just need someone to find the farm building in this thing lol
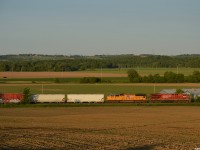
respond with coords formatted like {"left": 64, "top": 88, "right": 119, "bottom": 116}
{"left": 159, "top": 89, "right": 176, "bottom": 94}
{"left": 159, "top": 88, "right": 200, "bottom": 99}
{"left": 182, "top": 89, "right": 200, "bottom": 98}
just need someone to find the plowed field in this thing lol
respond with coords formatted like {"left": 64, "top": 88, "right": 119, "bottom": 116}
{"left": 1, "top": 106, "right": 200, "bottom": 150}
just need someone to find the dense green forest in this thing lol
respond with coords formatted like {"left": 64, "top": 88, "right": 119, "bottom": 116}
{"left": 0, "top": 54, "right": 200, "bottom": 72}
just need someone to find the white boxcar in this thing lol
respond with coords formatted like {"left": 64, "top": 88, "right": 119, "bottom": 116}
{"left": 31, "top": 94, "right": 65, "bottom": 103}
{"left": 67, "top": 94, "right": 104, "bottom": 103}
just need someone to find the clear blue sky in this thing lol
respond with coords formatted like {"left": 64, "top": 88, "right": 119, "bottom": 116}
{"left": 0, "top": 0, "right": 200, "bottom": 55}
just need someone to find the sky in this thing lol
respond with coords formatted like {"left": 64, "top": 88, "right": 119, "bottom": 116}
{"left": 0, "top": 0, "right": 200, "bottom": 55}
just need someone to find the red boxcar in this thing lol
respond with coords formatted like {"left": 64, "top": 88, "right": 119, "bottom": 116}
{"left": 1, "top": 93, "right": 24, "bottom": 103}
{"left": 150, "top": 93, "right": 190, "bottom": 103}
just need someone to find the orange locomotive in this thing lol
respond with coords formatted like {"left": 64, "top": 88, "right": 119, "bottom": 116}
{"left": 106, "top": 94, "right": 147, "bottom": 103}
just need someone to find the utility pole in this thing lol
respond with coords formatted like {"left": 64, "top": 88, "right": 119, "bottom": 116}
{"left": 42, "top": 84, "right": 44, "bottom": 94}
{"left": 101, "top": 66, "right": 102, "bottom": 83}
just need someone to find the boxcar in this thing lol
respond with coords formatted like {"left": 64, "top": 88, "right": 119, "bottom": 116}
{"left": 106, "top": 94, "right": 147, "bottom": 103}
{"left": 1, "top": 93, "right": 24, "bottom": 103}
{"left": 150, "top": 93, "right": 190, "bottom": 103}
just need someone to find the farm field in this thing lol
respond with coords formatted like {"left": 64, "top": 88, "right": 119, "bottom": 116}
{"left": 0, "top": 106, "right": 200, "bottom": 149}
{"left": 1, "top": 83, "right": 200, "bottom": 95}
{"left": 1, "top": 67, "right": 200, "bottom": 79}
{"left": 87, "top": 67, "right": 200, "bottom": 76}
{"left": 0, "top": 71, "right": 127, "bottom": 79}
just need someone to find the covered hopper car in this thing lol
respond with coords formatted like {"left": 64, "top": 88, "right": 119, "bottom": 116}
{"left": 106, "top": 94, "right": 147, "bottom": 103}
{"left": 31, "top": 94, "right": 65, "bottom": 103}
{"left": 67, "top": 94, "right": 104, "bottom": 103}
{"left": 150, "top": 93, "right": 190, "bottom": 103}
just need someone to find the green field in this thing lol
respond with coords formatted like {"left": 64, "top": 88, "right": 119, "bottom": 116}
{"left": 0, "top": 77, "right": 129, "bottom": 84}
{"left": 0, "top": 83, "right": 199, "bottom": 96}
{"left": 1, "top": 67, "right": 200, "bottom": 96}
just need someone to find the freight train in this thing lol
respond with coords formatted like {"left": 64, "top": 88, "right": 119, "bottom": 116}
{"left": 0, "top": 93, "right": 191, "bottom": 104}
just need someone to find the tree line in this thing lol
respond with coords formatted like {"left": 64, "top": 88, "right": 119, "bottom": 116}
{"left": 127, "top": 69, "right": 200, "bottom": 83}
{"left": 1, "top": 54, "right": 200, "bottom": 72}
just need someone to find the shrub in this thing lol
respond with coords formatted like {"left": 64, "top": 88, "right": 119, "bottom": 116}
{"left": 194, "top": 97, "right": 200, "bottom": 103}
{"left": 80, "top": 77, "right": 101, "bottom": 83}
{"left": 22, "top": 87, "right": 31, "bottom": 104}
{"left": 54, "top": 78, "right": 60, "bottom": 83}
{"left": 176, "top": 89, "right": 184, "bottom": 94}
{"left": 127, "top": 69, "right": 140, "bottom": 83}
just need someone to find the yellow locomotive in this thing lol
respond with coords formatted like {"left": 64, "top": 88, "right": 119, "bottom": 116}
{"left": 106, "top": 94, "right": 147, "bottom": 103}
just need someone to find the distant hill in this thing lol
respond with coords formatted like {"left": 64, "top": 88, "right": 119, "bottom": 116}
{"left": 0, "top": 54, "right": 71, "bottom": 61}
{"left": 1, "top": 53, "right": 200, "bottom": 61}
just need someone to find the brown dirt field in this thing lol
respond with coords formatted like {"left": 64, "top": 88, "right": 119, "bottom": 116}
{"left": 0, "top": 72, "right": 127, "bottom": 78}
{"left": 0, "top": 106, "right": 200, "bottom": 150}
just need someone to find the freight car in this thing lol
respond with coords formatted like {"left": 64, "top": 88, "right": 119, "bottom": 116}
{"left": 0, "top": 94, "right": 3, "bottom": 104}
{"left": 31, "top": 94, "right": 66, "bottom": 103}
{"left": 150, "top": 93, "right": 191, "bottom": 103}
{"left": 0, "top": 93, "right": 24, "bottom": 103}
{"left": 106, "top": 94, "right": 147, "bottom": 103}
{"left": 67, "top": 94, "right": 104, "bottom": 103}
